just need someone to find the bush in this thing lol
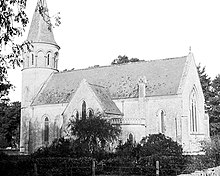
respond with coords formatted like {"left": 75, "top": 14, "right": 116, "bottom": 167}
{"left": 0, "top": 155, "right": 34, "bottom": 176}
{"left": 35, "top": 157, "right": 93, "bottom": 176}
{"left": 138, "top": 134, "right": 185, "bottom": 175}
{"left": 31, "top": 137, "right": 76, "bottom": 158}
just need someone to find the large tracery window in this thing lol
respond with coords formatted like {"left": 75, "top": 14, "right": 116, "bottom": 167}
{"left": 82, "top": 101, "right": 86, "bottom": 119}
{"left": 44, "top": 117, "right": 49, "bottom": 143}
{"left": 190, "top": 89, "right": 198, "bottom": 132}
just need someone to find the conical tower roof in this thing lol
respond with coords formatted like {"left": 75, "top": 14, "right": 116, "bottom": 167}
{"left": 27, "top": 0, "right": 58, "bottom": 47}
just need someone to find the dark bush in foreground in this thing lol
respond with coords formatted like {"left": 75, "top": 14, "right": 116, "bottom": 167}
{"left": 0, "top": 154, "right": 34, "bottom": 176}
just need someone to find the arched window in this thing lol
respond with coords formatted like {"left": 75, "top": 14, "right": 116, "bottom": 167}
{"left": 54, "top": 119, "right": 58, "bottom": 139}
{"left": 31, "top": 53, "right": 34, "bottom": 65}
{"left": 158, "top": 110, "right": 166, "bottom": 133}
{"left": 190, "top": 89, "right": 198, "bottom": 132}
{"left": 88, "top": 109, "right": 94, "bottom": 118}
{"left": 47, "top": 53, "right": 50, "bottom": 66}
{"left": 72, "top": 110, "right": 79, "bottom": 120}
{"left": 54, "top": 58, "right": 56, "bottom": 68}
{"left": 161, "top": 110, "right": 165, "bottom": 133}
{"left": 128, "top": 133, "right": 134, "bottom": 143}
{"left": 82, "top": 101, "right": 86, "bottom": 119}
{"left": 76, "top": 111, "right": 79, "bottom": 120}
{"left": 44, "top": 117, "right": 49, "bottom": 143}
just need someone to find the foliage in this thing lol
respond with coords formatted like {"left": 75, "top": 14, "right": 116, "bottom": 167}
{"left": 116, "top": 139, "right": 141, "bottom": 162}
{"left": 209, "top": 75, "right": 220, "bottom": 135}
{"left": 196, "top": 64, "right": 220, "bottom": 135}
{"left": 0, "top": 154, "right": 34, "bottom": 176}
{"left": 111, "top": 55, "right": 142, "bottom": 65}
{"left": 0, "top": 101, "right": 21, "bottom": 148}
{"left": 197, "top": 64, "right": 212, "bottom": 111}
{"left": 0, "top": 0, "right": 61, "bottom": 101}
{"left": 115, "top": 134, "right": 185, "bottom": 175}
{"left": 139, "top": 134, "right": 185, "bottom": 175}
{"left": 31, "top": 137, "right": 75, "bottom": 158}
{"left": 140, "top": 133, "right": 183, "bottom": 157}
{"left": 200, "top": 135, "right": 220, "bottom": 166}
{"left": 0, "top": 0, "right": 29, "bottom": 100}
{"left": 68, "top": 113, "right": 121, "bottom": 157}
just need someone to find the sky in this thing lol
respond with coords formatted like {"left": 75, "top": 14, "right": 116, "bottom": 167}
{"left": 7, "top": 0, "right": 220, "bottom": 102}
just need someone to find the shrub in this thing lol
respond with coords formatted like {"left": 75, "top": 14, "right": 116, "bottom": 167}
{"left": 31, "top": 137, "right": 76, "bottom": 158}
{"left": 139, "top": 134, "right": 185, "bottom": 175}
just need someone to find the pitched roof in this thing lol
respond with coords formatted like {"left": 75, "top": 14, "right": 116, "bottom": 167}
{"left": 32, "top": 56, "right": 187, "bottom": 105}
{"left": 88, "top": 83, "right": 121, "bottom": 115}
{"left": 27, "top": 0, "right": 58, "bottom": 46}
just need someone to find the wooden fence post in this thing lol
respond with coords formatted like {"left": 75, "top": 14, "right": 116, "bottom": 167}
{"left": 34, "top": 162, "right": 38, "bottom": 176}
{"left": 156, "top": 160, "right": 159, "bottom": 176}
{"left": 92, "top": 159, "right": 95, "bottom": 176}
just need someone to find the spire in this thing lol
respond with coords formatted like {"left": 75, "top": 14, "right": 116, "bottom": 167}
{"left": 27, "top": 0, "right": 58, "bottom": 47}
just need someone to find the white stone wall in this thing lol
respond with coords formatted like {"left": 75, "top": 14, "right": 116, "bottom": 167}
{"left": 146, "top": 95, "right": 182, "bottom": 141}
{"left": 180, "top": 54, "right": 209, "bottom": 153}
{"left": 21, "top": 50, "right": 209, "bottom": 154}
{"left": 178, "top": 166, "right": 220, "bottom": 176}
{"left": 25, "top": 103, "right": 66, "bottom": 152}
{"left": 21, "top": 42, "right": 59, "bottom": 154}
{"left": 114, "top": 95, "right": 182, "bottom": 143}
{"left": 62, "top": 80, "right": 104, "bottom": 125}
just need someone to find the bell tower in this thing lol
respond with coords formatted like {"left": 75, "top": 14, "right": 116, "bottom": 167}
{"left": 20, "top": 0, "right": 60, "bottom": 154}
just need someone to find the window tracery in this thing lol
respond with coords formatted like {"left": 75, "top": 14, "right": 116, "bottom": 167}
{"left": 190, "top": 88, "right": 198, "bottom": 132}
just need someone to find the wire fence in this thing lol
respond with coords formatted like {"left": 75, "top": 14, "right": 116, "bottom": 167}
{"left": 1, "top": 155, "right": 204, "bottom": 176}
{"left": 34, "top": 158, "right": 184, "bottom": 176}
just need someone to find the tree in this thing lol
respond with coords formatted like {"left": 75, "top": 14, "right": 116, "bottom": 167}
{"left": 139, "top": 133, "right": 185, "bottom": 175}
{"left": 140, "top": 133, "right": 183, "bottom": 157}
{"left": 209, "top": 75, "right": 220, "bottom": 135}
{"left": 197, "top": 64, "right": 212, "bottom": 112}
{"left": 116, "top": 139, "right": 142, "bottom": 162}
{"left": 68, "top": 113, "right": 121, "bottom": 157}
{"left": 0, "top": 101, "right": 21, "bottom": 148}
{"left": 31, "top": 137, "right": 74, "bottom": 158}
{"left": 0, "top": 0, "right": 60, "bottom": 101}
{"left": 0, "top": 0, "right": 29, "bottom": 100}
{"left": 111, "top": 55, "right": 142, "bottom": 65}
{"left": 200, "top": 135, "right": 220, "bottom": 167}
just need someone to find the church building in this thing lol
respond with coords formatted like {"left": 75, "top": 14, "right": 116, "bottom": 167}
{"left": 20, "top": 0, "right": 210, "bottom": 154}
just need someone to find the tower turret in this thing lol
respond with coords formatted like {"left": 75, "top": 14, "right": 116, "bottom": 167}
{"left": 20, "top": 0, "right": 60, "bottom": 154}
{"left": 22, "top": 0, "right": 60, "bottom": 107}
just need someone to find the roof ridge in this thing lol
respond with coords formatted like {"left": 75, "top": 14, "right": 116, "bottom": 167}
{"left": 88, "top": 82, "right": 106, "bottom": 89}
{"left": 57, "top": 55, "right": 187, "bottom": 75}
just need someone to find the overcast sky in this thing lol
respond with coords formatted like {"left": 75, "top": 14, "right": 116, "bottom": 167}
{"left": 8, "top": 0, "right": 220, "bottom": 101}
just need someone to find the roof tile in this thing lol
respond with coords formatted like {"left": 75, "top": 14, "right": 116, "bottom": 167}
{"left": 27, "top": 0, "right": 58, "bottom": 46}
{"left": 32, "top": 56, "right": 187, "bottom": 105}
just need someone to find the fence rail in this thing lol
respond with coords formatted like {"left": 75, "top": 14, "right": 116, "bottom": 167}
{"left": 0, "top": 156, "right": 203, "bottom": 176}
{"left": 33, "top": 158, "right": 181, "bottom": 176}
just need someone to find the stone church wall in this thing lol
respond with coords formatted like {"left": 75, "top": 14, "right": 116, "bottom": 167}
{"left": 146, "top": 95, "right": 182, "bottom": 141}
{"left": 62, "top": 81, "right": 104, "bottom": 125}
{"left": 26, "top": 103, "right": 66, "bottom": 152}
{"left": 114, "top": 96, "right": 182, "bottom": 143}
{"left": 114, "top": 98, "right": 146, "bottom": 142}
{"left": 181, "top": 55, "right": 209, "bottom": 153}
